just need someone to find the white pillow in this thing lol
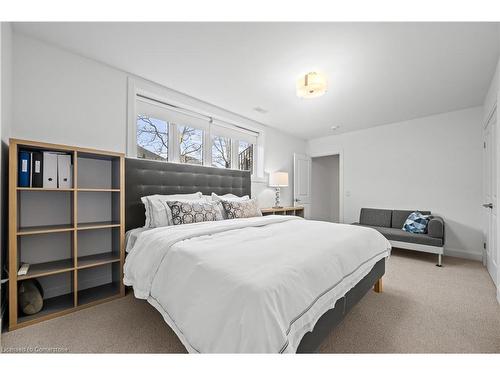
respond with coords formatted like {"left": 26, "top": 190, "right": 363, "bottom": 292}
{"left": 141, "top": 192, "right": 203, "bottom": 228}
{"left": 211, "top": 192, "right": 250, "bottom": 202}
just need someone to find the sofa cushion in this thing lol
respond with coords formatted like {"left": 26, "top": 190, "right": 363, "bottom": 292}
{"left": 359, "top": 208, "right": 392, "bottom": 228}
{"left": 402, "top": 212, "right": 430, "bottom": 234}
{"left": 391, "top": 210, "right": 431, "bottom": 229}
{"left": 354, "top": 224, "right": 443, "bottom": 247}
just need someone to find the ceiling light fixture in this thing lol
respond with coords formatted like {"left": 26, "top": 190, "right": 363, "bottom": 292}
{"left": 296, "top": 72, "right": 327, "bottom": 99}
{"left": 331, "top": 125, "right": 340, "bottom": 131}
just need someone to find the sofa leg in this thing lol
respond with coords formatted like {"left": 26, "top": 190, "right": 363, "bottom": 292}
{"left": 436, "top": 254, "right": 443, "bottom": 267}
{"left": 374, "top": 278, "right": 383, "bottom": 293}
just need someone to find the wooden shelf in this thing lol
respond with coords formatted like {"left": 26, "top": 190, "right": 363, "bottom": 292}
{"left": 77, "top": 188, "right": 120, "bottom": 192}
{"left": 17, "top": 292, "right": 74, "bottom": 325}
{"left": 17, "top": 187, "right": 75, "bottom": 192}
{"left": 17, "top": 224, "right": 75, "bottom": 236}
{"left": 78, "top": 282, "right": 121, "bottom": 306}
{"left": 17, "top": 259, "right": 74, "bottom": 280}
{"left": 9, "top": 138, "right": 125, "bottom": 331}
{"left": 77, "top": 221, "right": 121, "bottom": 230}
{"left": 77, "top": 252, "right": 120, "bottom": 269}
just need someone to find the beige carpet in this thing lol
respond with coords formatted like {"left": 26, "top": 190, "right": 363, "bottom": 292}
{"left": 2, "top": 249, "right": 500, "bottom": 353}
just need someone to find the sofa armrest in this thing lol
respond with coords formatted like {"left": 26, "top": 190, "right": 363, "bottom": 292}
{"left": 428, "top": 216, "right": 444, "bottom": 240}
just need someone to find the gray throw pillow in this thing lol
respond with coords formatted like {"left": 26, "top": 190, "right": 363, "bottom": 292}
{"left": 221, "top": 199, "right": 262, "bottom": 219}
{"left": 166, "top": 200, "right": 224, "bottom": 225}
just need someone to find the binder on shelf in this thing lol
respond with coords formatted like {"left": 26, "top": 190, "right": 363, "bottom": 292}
{"left": 57, "top": 154, "right": 72, "bottom": 189}
{"left": 31, "top": 151, "right": 43, "bottom": 188}
{"left": 42, "top": 152, "right": 58, "bottom": 188}
{"left": 18, "top": 151, "right": 31, "bottom": 187}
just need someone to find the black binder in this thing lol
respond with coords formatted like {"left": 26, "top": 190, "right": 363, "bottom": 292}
{"left": 31, "top": 151, "right": 43, "bottom": 188}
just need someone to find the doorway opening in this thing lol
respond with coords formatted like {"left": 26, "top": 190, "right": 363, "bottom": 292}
{"left": 311, "top": 154, "right": 341, "bottom": 223}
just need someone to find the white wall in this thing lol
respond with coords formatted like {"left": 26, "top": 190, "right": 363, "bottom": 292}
{"left": 311, "top": 155, "right": 339, "bottom": 222}
{"left": 11, "top": 33, "right": 306, "bottom": 207}
{"left": 308, "top": 107, "right": 484, "bottom": 260}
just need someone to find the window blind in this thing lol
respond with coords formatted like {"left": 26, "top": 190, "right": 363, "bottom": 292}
{"left": 211, "top": 119, "right": 259, "bottom": 144}
{"left": 136, "top": 96, "right": 210, "bottom": 131}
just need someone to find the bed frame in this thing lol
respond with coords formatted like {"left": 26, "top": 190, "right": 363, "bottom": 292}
{"left": 125, "top": 157, "right": 385, "bottom": 353}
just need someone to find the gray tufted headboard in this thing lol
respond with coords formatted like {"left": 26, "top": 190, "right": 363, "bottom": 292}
{"left": 125, "top": 157, "right": 252, "bottom": 231}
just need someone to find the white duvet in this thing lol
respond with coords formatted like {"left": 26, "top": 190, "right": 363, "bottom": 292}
{"left": 124, "top": 216, "right": 391, "bottom": 353}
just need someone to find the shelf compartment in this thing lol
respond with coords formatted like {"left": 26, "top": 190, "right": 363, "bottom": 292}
{"left": 17, "top": 189, "right": 74, "bottom": 234}
{"left": 77, "top": 191, "right": 120, "bottom": 225}
{"left": 77, "top": 282, "right": 121, "bottom": 306}
{"left": 77, "top": 262, "right": 121, "bottom": 306}
{"left": 17, "top": 292, "right": 75, "bottom": 324}
{"left": 18, "top": 258, "right": 74, "bottom": 280}
{"left": 17, "top": 271, "right": 75, "bottom": 324}
{"left": 17, "top": 224, "right": 75, "bottom": 236}
{"left": 77, "top": 221, "right": 121, "bottom": 230}
{"left": 77, "top": 153, "right": 121, "bottom": 190}
{"left": 77, "top": 252, "right": 120, "bottom": 270}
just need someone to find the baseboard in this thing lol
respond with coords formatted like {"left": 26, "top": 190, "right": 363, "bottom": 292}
{"left": 444, "top": 248, "right": 482, "bottom": 262}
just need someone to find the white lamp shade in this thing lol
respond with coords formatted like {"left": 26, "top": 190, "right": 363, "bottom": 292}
{"left": 269, "top": 172, "right": 289, "bottom": 187}
{"left": 296, "top": 72, "right": 327, "bottom": 98}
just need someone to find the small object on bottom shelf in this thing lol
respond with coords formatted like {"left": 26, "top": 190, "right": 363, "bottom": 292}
{"left": 17, "top": 263, "right": 30, "bottom": 276}
{"left": 18, "top": 279, "right": 44, "bottom": 315}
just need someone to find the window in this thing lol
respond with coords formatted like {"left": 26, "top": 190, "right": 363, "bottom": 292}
{"left": 238, "top": 140, "right": 253, "bottom": 171}
{"left": 212, "top": 135, "right": 232, "bottom": 168}
{"left": 178, "top": 125, "right": 204, "bottom": 165}
{"left": 130, "top": 88, "right": 262, "bottom": 178}
{"left": 136, "top": 115, "right": 169, "bottom": 161}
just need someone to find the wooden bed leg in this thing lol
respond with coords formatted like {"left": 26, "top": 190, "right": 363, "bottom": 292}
{"left": 374, "top": 278, "right": 383, "bottom": 293}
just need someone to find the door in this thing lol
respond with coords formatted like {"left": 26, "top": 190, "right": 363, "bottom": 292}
{"left": 484, "top": 109, "right": 498, "bottom": 286}
{"left": 294, "top": 153, "right": 312, "bottom": 218}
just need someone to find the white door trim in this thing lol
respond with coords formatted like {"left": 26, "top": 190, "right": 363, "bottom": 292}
{"left": 483, "top": 107, "right": 499, "bottom": 294}
{"left": 293, "top": 153, "right": 312, "bottom": 218}
{"left": 309, "top": 149, "right": 344, "bottom": 223}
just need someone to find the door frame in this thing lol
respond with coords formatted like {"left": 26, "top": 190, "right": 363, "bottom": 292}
{"left": 483, "top": 102, "right": 500, "bottom": 303}
{"left": 309, "top": 149, "right": 344, "bottom": 223}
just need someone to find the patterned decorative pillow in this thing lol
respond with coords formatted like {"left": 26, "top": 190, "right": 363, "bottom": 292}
{"left": 402, "top": 211, "right": 430, "bottom": 234}
{"left": 221, "top": 199, "right": 262, "bottom": 219}
{"left": 141, "top": 192, "right": 203, "bottom": 227}
{"left": 166, "top": 200, "right": 224, "bottom": 225}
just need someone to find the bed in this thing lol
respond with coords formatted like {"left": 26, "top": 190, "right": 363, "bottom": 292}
{"left": 124, "top": 158, "right": 391, "bottom": 353}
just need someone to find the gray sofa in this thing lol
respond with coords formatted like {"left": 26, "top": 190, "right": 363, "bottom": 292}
{"left": 353, "top": 208, "right": 445, "bottom": 266}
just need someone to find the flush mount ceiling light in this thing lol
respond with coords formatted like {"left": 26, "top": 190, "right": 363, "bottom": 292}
{"left": 296, "top": 72, "right": 327, "bottom": 99}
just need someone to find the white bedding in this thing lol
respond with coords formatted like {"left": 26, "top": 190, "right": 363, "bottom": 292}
{"left": 124, "top": 216, "right": 391, "bottom": 353}
{"left": 125, "top": 227, "right": 149, "bottom": 253}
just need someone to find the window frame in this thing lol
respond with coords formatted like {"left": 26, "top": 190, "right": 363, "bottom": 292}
{"left": 128, "top": 77, "right": 263, "bottom": 179}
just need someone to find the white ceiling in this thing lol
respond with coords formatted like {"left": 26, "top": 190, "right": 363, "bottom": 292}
{"left": 13, "top": 22, "right": 500, "bottom": 140}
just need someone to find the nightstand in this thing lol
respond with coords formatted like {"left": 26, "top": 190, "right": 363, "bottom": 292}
{"left": 261, "top": 206, "right": 304, "bottom": 218}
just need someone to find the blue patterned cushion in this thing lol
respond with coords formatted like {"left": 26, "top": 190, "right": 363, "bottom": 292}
{"left": 402, "top": 212, "right": 430, "bottom": 234}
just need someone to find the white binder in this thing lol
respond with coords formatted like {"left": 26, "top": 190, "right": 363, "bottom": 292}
{"left": 42, "top": 152, "right": 58, "bottom": 188}
{"left": 57, "top": 154, "right": 72, "bottom": 189}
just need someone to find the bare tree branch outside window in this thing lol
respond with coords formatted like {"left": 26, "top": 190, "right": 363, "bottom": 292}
{"left": 212, "top": 136, "right": 231, "bottom": 168}
{"left": 136, "top": 115, "right": 168, "bottom": 161}
{"left": 178, "top": 125, "right": 203, "bottom": 165}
